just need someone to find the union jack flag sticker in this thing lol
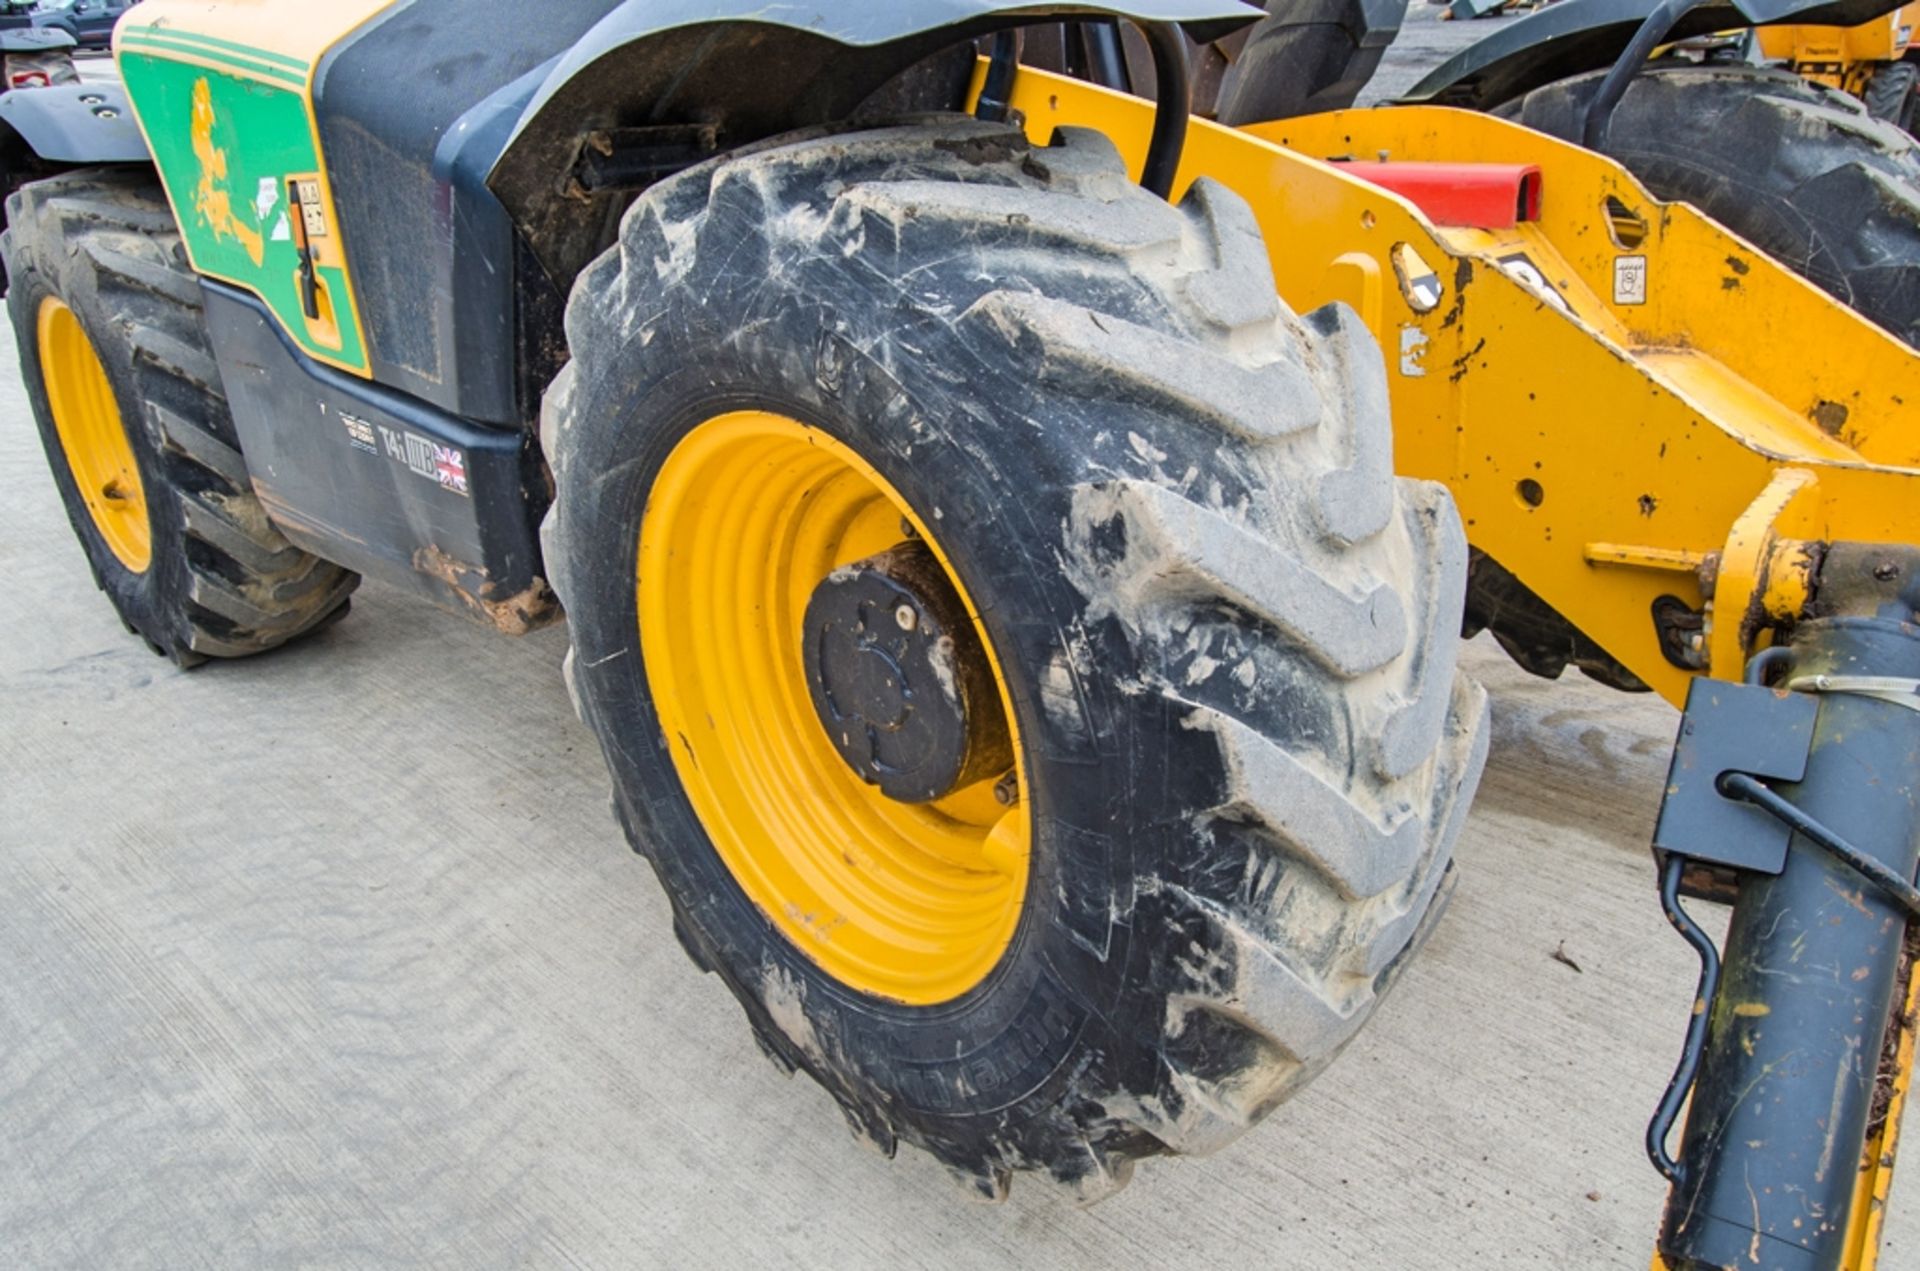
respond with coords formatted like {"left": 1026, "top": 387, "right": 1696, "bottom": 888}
{"left": 432, "top": 444, "right": 469, "bottom": 497}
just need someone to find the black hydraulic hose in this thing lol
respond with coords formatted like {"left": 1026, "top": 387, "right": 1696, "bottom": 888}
{"left": 978, "top": 20, "right": 1183, "bottom": 199}
{"left": 1140, "top": 22, "right": 1191, "bottom": 201}
{"left": 1720, "top": 771, "right": 1920, "bottom": 917}
{"left": 1643, "top": 650, "right": 1771, "bottom": 1187}
{"left": 1647, "top": 855, "right": 1721, "bottom": 1185}
{"left": 1582, "top": 0, "right": 1705, "bottom": 149}
{"left": 1084, "top": 19, "right": 1128, "bottom": 91}
{"left": 976, "top": 29, "right": 1021, "bottom": 125}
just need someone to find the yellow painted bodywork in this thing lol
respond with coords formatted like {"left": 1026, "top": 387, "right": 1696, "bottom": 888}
{"left": 39, "top": 297, "right": 151, "bottom": 574}
{"left": 637, "top": 411, "right": 1031, "bottom": 1006}
{"left": 116, "top": 0, "right": 393, "bottom": 77}
{"left": 991, "top": 66, "right": 1920, "bottom": 707}
{"left": 1757, "top": 5, "right": 1918, "bottom": 93}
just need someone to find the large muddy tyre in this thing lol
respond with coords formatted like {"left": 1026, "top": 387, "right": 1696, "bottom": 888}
{"left": 4, "top": 168, "right": 357, "bottom": 665}
{"left": 543, "top": 120, "right": 1489, "bottom": 1198}
{"left": 1501, "top": 64, "right": 1920, "bottom": 347}
{"left": 1863, "top": 60, "right": 1920, "bottom": 131}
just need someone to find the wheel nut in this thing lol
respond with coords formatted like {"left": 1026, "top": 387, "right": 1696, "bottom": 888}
{"left": 895, "top": 604, "right": 919, "bottom": 632}
{"left": 101, "top": 479, "right": 128, "bottom": 502}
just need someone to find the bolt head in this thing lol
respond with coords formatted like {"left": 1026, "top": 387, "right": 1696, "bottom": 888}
{"left": 894, "top": 604, "right": 918, "bottom": 633}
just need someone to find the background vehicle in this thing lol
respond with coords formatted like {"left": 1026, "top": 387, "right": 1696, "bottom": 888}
{"left": 0, "top": 26, "right": 75, "bottom": 88}
{"left": 0, "top": 28, "right": 108, "bottom": 289}
{"left": 32, "top": 0, "right": 134, "bottom": 51}
{"left": 3, "top": 2, "right": 1918, "bottom": 1267}
{"left": 0, "top": 0, "right": 39, "bottom": 34}
{"left": 1756, "top": 3, "right": 1920, "bottom": 127}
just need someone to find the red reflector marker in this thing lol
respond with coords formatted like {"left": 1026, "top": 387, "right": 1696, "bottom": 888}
{"left": 1337, "top": 162, "right": 1544, "bottom": 229}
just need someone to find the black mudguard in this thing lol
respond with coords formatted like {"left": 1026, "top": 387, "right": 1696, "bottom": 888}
{"left": 0, "top": 81, "right": 145, "bottom": 165}
{"left": 1403, "top": 0, "right": 1904, "bottom": 109}
{"left": 506, "top": 0, "right": 1260, "bottom": 138}
{"left": 1217, "top": 0, "right": 1410, "bottom": 122}
{"left": 488, "top": 2, "right": 1262, "bottom": 284}
{"left": 313, "top": 0, "right": 1260, "bottom": 427}
{"left": 494, "top": 1, "right": 1263, "bottom": 193}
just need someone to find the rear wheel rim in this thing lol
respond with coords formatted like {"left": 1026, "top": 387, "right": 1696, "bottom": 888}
{"left": 39, "top": 296, "right": 151, "bottom": 573}
{"left": 638, "top": 410, "right": 1031, "bottom": 1006}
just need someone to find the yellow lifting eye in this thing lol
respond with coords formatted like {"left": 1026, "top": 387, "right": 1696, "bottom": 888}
{"left": 1392, "top": 242, "right": 1444, "bottom": 313}
{"left": 636, "top": 411, "right": 1031, "bottom": 1005}
{"left": 38, "top": 297, "right": 152, "bottom": 574}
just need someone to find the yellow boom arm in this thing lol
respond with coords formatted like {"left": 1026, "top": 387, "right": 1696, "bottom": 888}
{"left": 996, "top": 68, "right": 1920, "bottom": 709}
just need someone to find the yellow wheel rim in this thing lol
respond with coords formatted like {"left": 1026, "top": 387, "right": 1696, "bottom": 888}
{"left": 639, "top": 411, "right": 1030, "bottom": 1005}
{"left": 39, "top": 297, "right": 150, "bottom": 573}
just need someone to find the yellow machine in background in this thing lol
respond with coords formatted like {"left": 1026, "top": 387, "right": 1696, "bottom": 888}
{"left": 1757, "top": 4, "right": 1920, "bottom": 120}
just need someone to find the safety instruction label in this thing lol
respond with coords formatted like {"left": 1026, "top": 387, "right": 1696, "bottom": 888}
{"left": 339, "top": 412, "right": 377, "bottom": 455}
{"left": 1614, "top": 255, "right": 1648, "bottom": 306}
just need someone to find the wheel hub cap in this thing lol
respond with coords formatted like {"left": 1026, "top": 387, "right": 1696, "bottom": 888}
{"left": 804, "top": 541, "right": 1013, "bottom": 804}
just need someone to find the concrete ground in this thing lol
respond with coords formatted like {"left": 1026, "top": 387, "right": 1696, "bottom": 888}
{"left": 6, "top": 13, "right": 1916, "bottom": 1270}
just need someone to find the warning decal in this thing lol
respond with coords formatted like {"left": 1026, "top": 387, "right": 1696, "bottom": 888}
{"left": 339, "top": 412, "right": 377, "bottom": 455}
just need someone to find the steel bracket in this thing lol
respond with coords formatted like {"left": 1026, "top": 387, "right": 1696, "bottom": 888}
{"left": 1652, "top": 678, "right": 1817, "bottom": 876}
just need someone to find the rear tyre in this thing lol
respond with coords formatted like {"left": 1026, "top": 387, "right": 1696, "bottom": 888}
{"left": 1863, "top": 60, "right": 1919, "bottom": 131}
{"left": 5, "top": 168, "right": 357, "bottom": 665}
{"left": 1212, "top": 0, "right": 1407, "bottom": 124}
{"left": 544, "top": 120, "right": 1488, "bottom": 1197}
{"left": 1502, "top": 64, "right": 1920, "bottom": 347}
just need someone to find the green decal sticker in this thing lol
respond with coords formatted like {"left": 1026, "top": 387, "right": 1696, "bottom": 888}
{"left": 119, "top": 49, "right": 368, "bottom": 373}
